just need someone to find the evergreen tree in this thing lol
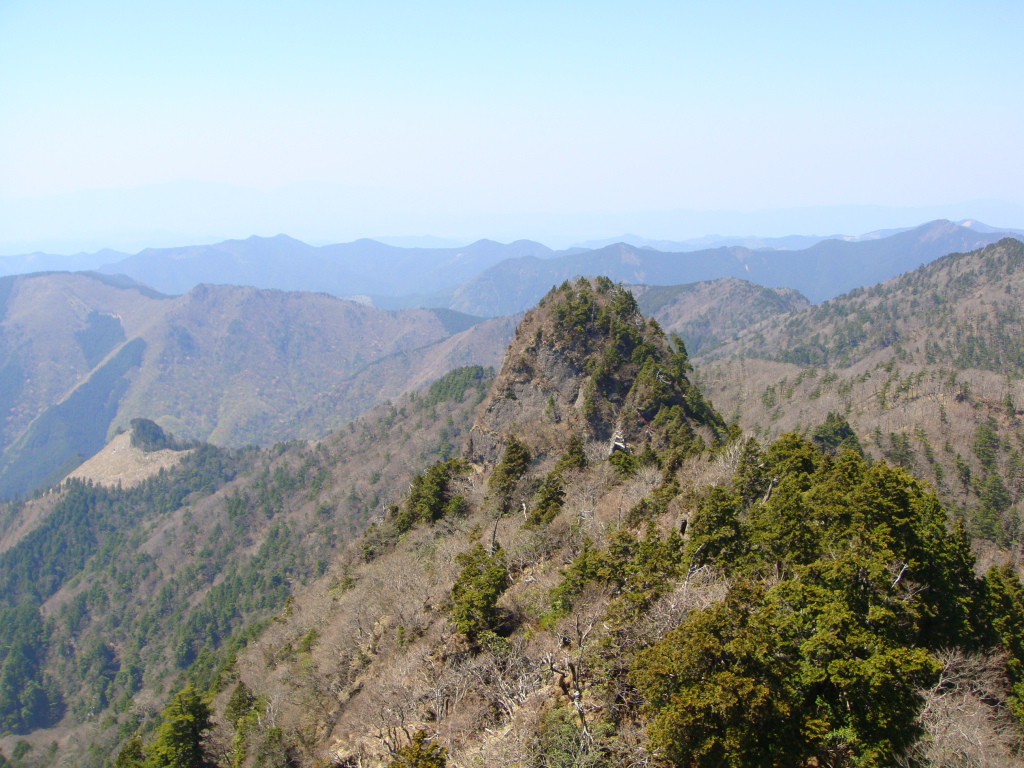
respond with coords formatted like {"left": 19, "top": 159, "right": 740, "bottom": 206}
{"left": 224, "top": 680, "right": 257, "bottom": 728}
{"left": 633, "top": 434, "right": 992, "bottom": 766}
{"left": 811, "top": 412, "right": 863, "bottom": 456}
{"left": 527, "top": 472, "right": 565, "bottom": 526}
{"left": 450, "top": 545, "right": 509, "bottom": 639}
{"left": 145, "top": 686, "right": 214, "bottom": 768}
{"left": 553, "top": 434, "right": 588, "bottom": 473}
{"left": 114, "top": 735, "right": 145, "bottom": 768}
{"left": 489, "top": 436, "right": 531, "bottom": 512}
{"left": 387, "top": 731, "right": 447, "bottom": 768}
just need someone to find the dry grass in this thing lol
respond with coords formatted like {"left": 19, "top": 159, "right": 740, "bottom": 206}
{"left": 66, "top": 431, "right": 192, "bottom": 489}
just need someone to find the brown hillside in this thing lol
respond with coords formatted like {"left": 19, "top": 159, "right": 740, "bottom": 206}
{"left": 696, "top": 238, "right": 1024, "bottom": 540}
{"left": 633, "top": 277, "right": 810, "bottom": 355}
{"left": 0, "top": 273, "right": 514, "bottom": 496}
{"left": 66, "top": 430, "right": 191, "bottom": 489}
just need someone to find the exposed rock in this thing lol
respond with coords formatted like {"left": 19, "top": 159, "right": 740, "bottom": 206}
{"left": 467, "top": 277, "right": 727, "bottom": 469}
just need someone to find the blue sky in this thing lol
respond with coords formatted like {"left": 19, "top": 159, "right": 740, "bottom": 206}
{"left": 1, "top": 1, "right": 1022, "bottom": 248}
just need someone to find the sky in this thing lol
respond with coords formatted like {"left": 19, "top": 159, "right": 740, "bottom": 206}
{"left": 1, "top": 1, "right": 1023, "bottom": 251}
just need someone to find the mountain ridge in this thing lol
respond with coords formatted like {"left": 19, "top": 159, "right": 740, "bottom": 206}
{"left": 0, "top": 272, "right": 513, "bottom": 498}
{"left": 443, "top": 220, "right": 1022, "bottom": 314}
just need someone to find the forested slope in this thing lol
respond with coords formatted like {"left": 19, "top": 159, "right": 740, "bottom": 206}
{"left": 0, "top": 272, "right": 510, "bottom": 498}
{"left": 0, "top": 366, "right": 494, "bottom": 766}
{"left": 697, "top": 238, "right": 1024, "bottom": 546}
{"left": 5, "top": 278, "right": 1024, "bottom": 768}
{"left": 58, "top": 279, "right": 1022, "bottom": 768}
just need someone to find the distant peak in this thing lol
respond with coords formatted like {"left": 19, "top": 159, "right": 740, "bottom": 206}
{"left": 246, "top": 233, "right": 305, "bottom": 243}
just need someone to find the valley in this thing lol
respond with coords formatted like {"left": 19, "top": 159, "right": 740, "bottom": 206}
{"left": 1, "top": 232, "right": 1024, "bottom": 768}
{"left": 0, "top": 272, "right": 511, "bottom": 498}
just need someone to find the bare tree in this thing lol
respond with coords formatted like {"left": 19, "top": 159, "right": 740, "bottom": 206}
{"left": 899, "top": 650, "right": 1024, "bottom": 768}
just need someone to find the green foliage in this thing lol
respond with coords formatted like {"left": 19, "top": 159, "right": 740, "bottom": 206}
{"left": 607, "top": 450, "right": 639, "bottom": 477}
{"left": 531, "top": 705, "right": 611, "bottom": 768}
{"left": 450, "top": 545, "right": 509, "bottom": 640}
{"left": 387, "top": 731, "right": 447, "bottom": 768}
{"left": 527, "top": 472, "right": 565, "bottom": 527}
{"left": 489, "top": 436, "right": 531, "bottom": 509}
{"left": 0, "top": 603, "right": 57, "bottom": 733}
{"left": 732, "top": 437, "right": 768, "bottom": 505}
{"left": 10, "top": 742, "right": 30, "bottom": 761}
{"left": 984, "top": 565, "right": 1024, "bottom": 722}
{"left": 978, "top": 472, "right": 1012, "bottom": 542}
{"left": 955, "top": 452, "right": 972, "bottom": 490}
{"left": 144, "top": 685, "right": 214, "bottom": 768}
{"left": 686, "top": 488, "right": 745, "bottom": 568}
{"left": 553, "top": 435, "right": 588, "bottom": 474}
{"left": 224, "top": 681, "right": 267, "bottom": 768}
{"left": 525, "top": 435, "right": 591, "bottom": 527}
{"left": 130, "top": 418, "right": 184, "bottom": 452}
{"left": 0, "top": 437, "right": 339, "bottom": 736}
{"left": 625, "top": 477, "right": 679, "bottom": 527}
{"left": 113, "top": 735, "right": 145, "bottom": 768}
{"left": 0, "top": 446, "right": 238, "bottom": 597}
{"left": 253, "top": 727, "right": 298, "bottom": 768}
{"left": 973, "top": 418, "right": 1000, "bottom": 471}
{"left": 810, "top": 412, "right": 863, "bottom": 456}
{"left": 637, "top": 432, "right": 994, "bottom": 766}
{"left": 396, "top": 458, "right": 469, "bottom": 533}
{"left": 631, "top": 583, "right": 803, "bottom": 768}
{"left": 417, "top": 366, "right": 493, "bottom": 410}
{"left": 543, "top": 279, "right": 725, "bottom": 454}
{"left": 225, "top": 681, "right": 258, "bottom": 729}
{"left": 549, "top": 526, "right": 686, "bottom": 623}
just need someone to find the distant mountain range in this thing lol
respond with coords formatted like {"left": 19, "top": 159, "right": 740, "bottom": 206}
{"left": 99, "top": 236, "right": 564, "bottom": 297}
{"left": 440, "top": 220, "right": 1021, "bottom": 313}
{"left": 1, "top": 217, "right": 1022, "bottom": 498}
{"left": 0, "top": 238, "right": 569, "bottom": 297}
{"left": 573, "top": 219, "right": 1024, "bottom": 252}
{"left": 2, "top": 220, "right": 1020, "bottom": 314}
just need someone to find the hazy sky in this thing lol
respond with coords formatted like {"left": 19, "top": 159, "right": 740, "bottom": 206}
{"left": 1, "top": 1, "right": 1022, "bottom": 247}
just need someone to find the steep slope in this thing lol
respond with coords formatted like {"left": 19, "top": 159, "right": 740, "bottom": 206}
{"left": 696, "top": 238, "right": 1024, "bottom": 542}
{"left": 444, "top": 220, "right": 1016, "bottom": 315}
{"left": 212, "top": 277, "right": 729, "bottom": 767}
{"left": 106, "top": 278, "right": 1023, "bottom": 768}
{"left": 466, "top": 277, "right": 727, "bottom": 467}
{"left": 0, "top": 273, "right": 512, "bottom": 498}
{"left": 0, "top": 367, "right": 494, "bottom": 766}
{"left": 5, "top": 280, "right": 1024, "bottom": 768}
{"left": 632, "top": 277, "right": 811, "bottom": 355}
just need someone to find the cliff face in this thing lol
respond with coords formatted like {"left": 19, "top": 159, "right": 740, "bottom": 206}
{"left": 466, "top": 276, "right": 727, "bottom": 468}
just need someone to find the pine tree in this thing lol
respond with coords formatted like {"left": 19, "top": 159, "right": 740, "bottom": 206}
{"left": 145, "top": 686, "right": 214, "bottom": 768}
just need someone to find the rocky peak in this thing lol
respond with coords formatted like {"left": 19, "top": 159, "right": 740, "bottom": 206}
{"left": 466, "top": 276, "right": 727, "bottom": 467}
